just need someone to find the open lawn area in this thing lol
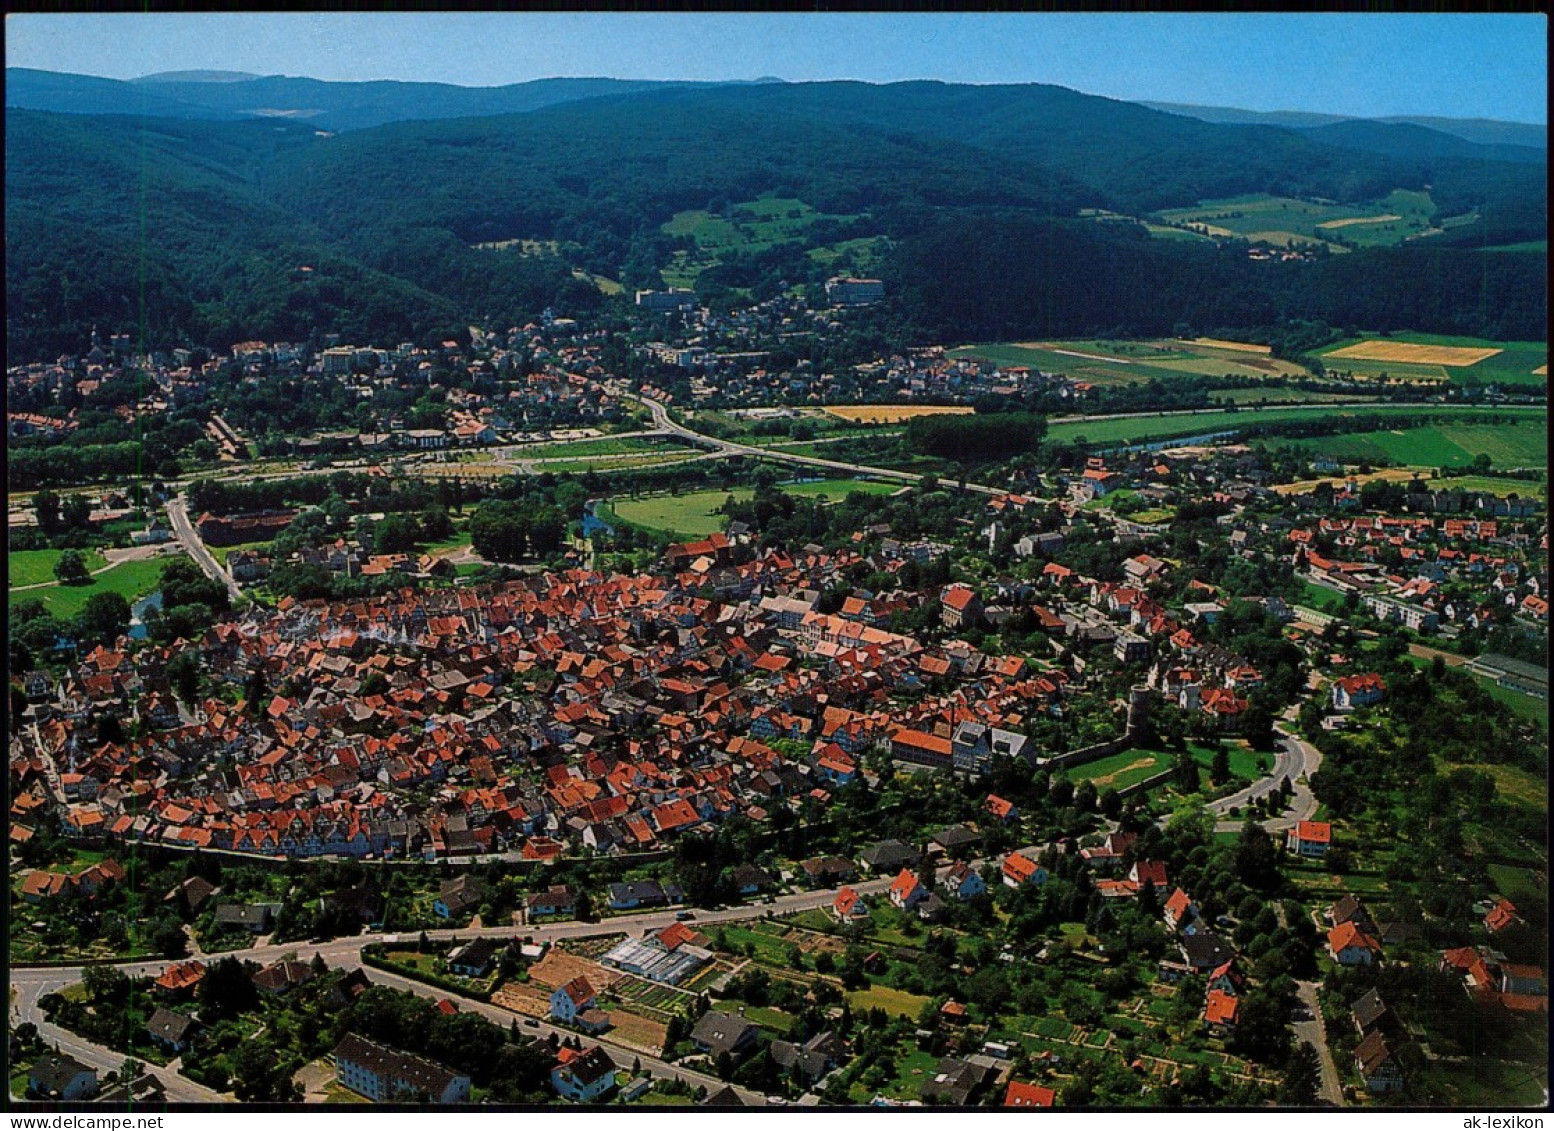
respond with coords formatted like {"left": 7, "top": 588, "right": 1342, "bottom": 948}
{"left": 779, "top": 478, "right": 901, "bottom": 500}
{"left": 1485, "top": 863, "right": 1546, "bottom": 907}
{"left": 1282, "top": 420, "right": 1547, "bottom": 470}
{"left": 846, "top": 983, "right": 932, "bottom": 1019}
{"left": 1299, "top": 580, "right": 1347, "bottom": 612}
{"left": 1467, "top": 677, "right": 1549, "bottom": 726}
{"left": 660, "top": 196, "right": 863, "bottom": 287}
{"left": 8, "top": 555, "right": 177, "bottom": 620}
{"left": 822, "top": 405, "right": 973, "bottom": 424}
{"left": 1064, "top": 747, "right": 1173, "bottom": 791}
{"left": 608, "top": 479, "right": 901, "bottom": 537}
{"left": 8, "top": 548, "right": 108, "bottom": 588}
{"left": 1447, "top": 761, "right": 1548, "bottom": 815}
{"left": 1190, "top": 743, "right": 1265, "bottom": 783}
{"left": 1431, "top": 1054, "right": 1548, "bottom": 1108}
{"left": 606, "top": 489, "right": 751, "bottom": 538}
{"left": 1427, "top": 475, "right": 1545, "bottom": 499}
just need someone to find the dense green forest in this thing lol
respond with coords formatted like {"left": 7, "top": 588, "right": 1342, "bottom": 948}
{"left": 888, "top": 214, "right": 1547, "bottom": 343}
{"left": 6, "top": 74, "right": 1546, "bottom": 363}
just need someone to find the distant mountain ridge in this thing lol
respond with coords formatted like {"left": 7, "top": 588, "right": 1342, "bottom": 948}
{"left": 1144, "top": 100, "right": 1547, "bottom": 150}
{"left": 131, "top": 70, "right": 262, "bottom": 83}
{"left": 6, "top": 68, "right": 759, "bottom": 132}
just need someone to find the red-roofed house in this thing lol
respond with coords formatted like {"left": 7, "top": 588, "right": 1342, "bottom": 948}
{"left": 888, "top": 868, "right": 928, "bottom": 912}
{"left": 1130, "top": 860, "right": 1168, "bottom": 889}
{"left": 1331, "top": 673, "right": 1386, "bottom": 711}
{"left": 1204, "top": 989, "right": 1239, "bottom": 1029}
{"left": 1002, "top": 851, "right": 1047, "bottom": 889}
{"left": 941, "top": 585, "right": 984, "bottom": 630}
{"left": 1163, "top": 888, "right": 1199, "bottom": 934}
{"left": 832, "top": 886, "right": 869, "bottom": 922}
{"left": 1485, "top": 897, "right": 1520, "bottom": 934}
{"left": 550, "top": 976, "right": 597, "bottom": 1024}
{"left": 1004, "top": 1081, "right": 1055, "bottom": 1108}
{"left": 985, "top": 794, "right": 1017, "bottom": 823}
{"left": 1329, "top": 921, "right": 1383, "bottom": 966}
{"left": 890, "top": 727, "right": 953, "bottom": 770}
{"left": 1286, "top": 821, "right": 1332, "bottom": 858}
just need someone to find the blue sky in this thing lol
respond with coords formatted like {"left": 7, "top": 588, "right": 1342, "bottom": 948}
{"left": 6, "top": 11, "right": 1547, "bottom": 123}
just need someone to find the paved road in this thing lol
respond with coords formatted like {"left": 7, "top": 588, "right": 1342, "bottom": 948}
{"left": 11, "top": 977, "right": 229, "bottom": 1103}
{"left": 627, "top": 393, "right": 1019, "bottom": 498}
{"left": 1294, "top": 980, "right": 1346, "bottom": 1107}
{"left": 166, "top": 493, "right": 243, "bottom": 606}
{"left": 1208, "top": 727, "right": 1322, "bottom": 834}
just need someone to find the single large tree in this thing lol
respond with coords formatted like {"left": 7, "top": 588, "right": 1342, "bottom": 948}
{"left": 53, "top": 549, "right": 90, "bottom": 585}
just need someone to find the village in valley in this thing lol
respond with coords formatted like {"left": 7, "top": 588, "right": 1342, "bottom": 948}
{"left": 6, "top": 13, "right": 1549, "bottom": 1116}
{"left": 9, "top": 274, "right": 1547, "bottom": 1110}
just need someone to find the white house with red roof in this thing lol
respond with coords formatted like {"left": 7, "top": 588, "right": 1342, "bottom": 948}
{"left": 550, "top": 976, "right": 597, "bottom": 1024}
{"left": 832, "top": 885, "right": 870, "bottom": 922}
{"left": 1329, "top": 920, "right": 1383, "bottom": 966}
{"left": 1331, "top": 673, "right": 1386, "bottom": 711}
{"left": 1001, "top": 850, "right": 1048, "bottom": 889}
{"left": 1286, "top": 820, "right": 1332, "bottom": 858}
{"left": 888, "top": 868, "right": 929, "bottom": 912}
{"left": 1163, "top": 888, "right": 1200, "bottom": 934}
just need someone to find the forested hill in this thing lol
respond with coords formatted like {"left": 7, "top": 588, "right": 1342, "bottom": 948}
{"left": 6, "top": 76, "right": 1547, "bottom": 362}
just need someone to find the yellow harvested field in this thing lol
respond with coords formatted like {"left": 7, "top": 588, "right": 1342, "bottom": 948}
{"left": 823, "top": 405, "right": 975, "bottom": 424}
{"left": 491, "top": 982, "right": 552, "bottom": 1018}
{"left": 1316, "top": 213, "right": 1402, "bottom": 229}
{"left": 1326, "top": 341, "right": 1502, "bottom": 367}
{"left": 1534, "top": 365, "right": 1547, "bottom": 376}
{"left": 603, "top": 1009, "right": 669, "bottom": 1055}
{"left": 1183, "top": 338, "right": 1272, "bottom": 354}
{"left": 1273, "top": 468, "right": 1419, "bottom": 496}
{"left": 528, "top": 950, "right": 622, "bottom": 991}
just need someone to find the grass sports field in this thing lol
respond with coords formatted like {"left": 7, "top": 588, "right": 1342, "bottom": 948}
{"left": 1316, "top": 333, "right": 1547, "bottom": 389}
{"left": 1281, "top": 420, "right": 1547, "bottom": 470}
{"left": 1045, "top": 403, "right": 1547, "bottom": 451}
{"left": 1153, "top": 189, "right": 1438, "bottom": 250}
{"left": 823, "top": 405, "right": 973, "bottom": 424}
{"left": 948, "top": 338, "right": 1305, "bottom": 386}
{"left": 8, "top": 555, "right": 177, "bottom": 620}
{"left": 608, "top": 479, "right": 899, "bottom": 537}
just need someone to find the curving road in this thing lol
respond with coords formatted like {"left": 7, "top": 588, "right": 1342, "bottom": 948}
{"left": 165, "top": 493, "right": 244, "bottom": 606}
{"left": 626, "top": 393, "right": 1018, "bottom": 498}
{"left": 1207, "top": 726, "right": 1323, "bottom": 834}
